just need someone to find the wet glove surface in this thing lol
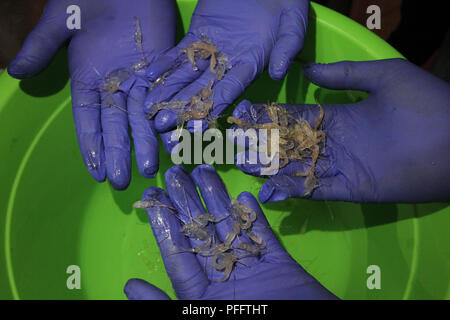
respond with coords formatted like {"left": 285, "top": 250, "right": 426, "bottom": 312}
{"left": 232, "top": 59, "right": 450, "bottom": 203}
{"left": 124, "top": 165, "right": 336, "bottom": 300}
{"left": 144, "top": 0, "right": 309, "bottom": 150}
{"left": 8, "top": 0, "right": 176, "bottom": 190}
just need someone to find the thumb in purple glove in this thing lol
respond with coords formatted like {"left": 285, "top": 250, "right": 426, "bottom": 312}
{"left": 124, "top": 279, "right": 170, "bottom": 300}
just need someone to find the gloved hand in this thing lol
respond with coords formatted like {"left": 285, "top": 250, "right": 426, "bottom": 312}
{"left": 231, "top": 58, "right": 450, "bottom": 203}
{"left": 8, "top": 0, "right": 176, "bottom": 190}
{"left": 144, "top": 0, "right": 309, "bottom": 151}
{"left": 124, "top": 165, "right": 336, "bottom": 300}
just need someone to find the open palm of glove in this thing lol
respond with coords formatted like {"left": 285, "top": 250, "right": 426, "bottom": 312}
{"left": 8, "top": 0, "right": 176, "bottom": 189}
{"left": 231, "top": 59, "right": 450, "bottom": 203}
{"left": 143, "top": 0, "right": 309, "bottom": 153}
{"left": 124, "top": 165, "right": 336, "bottom": 300}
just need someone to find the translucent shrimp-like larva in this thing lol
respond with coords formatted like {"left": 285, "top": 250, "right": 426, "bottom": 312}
{"left": 230, "top": 199, "right": 257, "bottom": 230}
{"left": 195, "top": 213, "right": 229, "bottom": 228}
{"left": 148, "top": 58, "right": 184, "bottom": 91}
{"left": 165, "top": 239, "right": 231, "bottom": 259}
{"left": 247, "top": 231, "right": 264, "bottom": 246}
{"left": 146, "top": 100, "right": 189, "bottom": 120}
{"left": 180, "top": 221, "right": 213, "bottom": 244}
{"left": 132, "top": 199, "right": 177, "bottom": 212}
{"left": 134, "top": 16, "right": 144, "bottom": 53}
{"left": 100, "top": 68, "right": 132, "bottom": 95}
{"left": 183, "top": 41, "right": 218, "bottom": 72}
{"left": 182, "top": 36, "right": 231, "bottom": 80}
{"left": 190, "top": 241, "right": 232, "bottom": 257}
{"left": 132, "top": 16, "right": 150, "bottom": 71}
{"left": 224, "top": 220, "right": 241, "bottom": 246}
{"left": 229, "top": 102, "right": 327, "bottom": 197}
{"left": 292, "top": 168, "right": 319, "bottom": 197}
{"left": 238, "top": 242, "right": 266, "bottom": 257}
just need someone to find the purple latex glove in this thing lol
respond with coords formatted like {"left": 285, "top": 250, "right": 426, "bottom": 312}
{"left": 124, "top": 165, "right": 336, "bottom": 300}
{"left": 145, "top": 0, "right": 309, "bottom": 151}
{"left": 8, "top": 0, "right": 175, "bottom": 190}
{"left": 231, "top": 58, "right": 450, "bottom": 203}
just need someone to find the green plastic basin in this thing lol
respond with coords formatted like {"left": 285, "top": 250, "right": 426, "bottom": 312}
{"left": 0, "top": 1, "right": 449, "bottom": 299}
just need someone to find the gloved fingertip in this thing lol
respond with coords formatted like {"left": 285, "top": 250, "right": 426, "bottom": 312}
{"left": 236, "top": 191, "right": 258, "bottom": 205}
{"left": 88, "top": 169, "right": 106, "bottom": 183}
{"left": 236, "top": 159, "right": 262, "bottom": 176}
{"left": 83, "top": 151, "right": 106, "bottom": 182}
{"left": 155, "top": 110, "right": 178, "bottom": 132}
{"left": 124, "top": 279, "right": 145, "bottom": 300}
{"left": 135, "top": 147, "right": 159, "bottom": 179}
{"left": 269, "top": 59, "right": 289, "bottom": 81}
{"left": 235, "top": 149, "right": 269, "bottom": 175}
{"left": 108, "top": 169, "right": 131, "bottom": 190}
{"left": 7, "top": 61, "right": 31, "bottom": 79}
{"left": 240, "top": 165, "right": 261, "bottom": 176}
{"left": 164, "top": 164, "right": 186, "bottom": 181}
{"left": 8, "top": 41, "right": 61, "bottom": 79}
{"left": 142, "top": 186, "right": 167, "bottom": 200}
{"left": 141, "top": 163, "right": 159, "bottom": 178}
{"left": 191, "top": 163, "right": 215, "bottom": 179}
{"left": 232, "top": 100, "right": 253, "bottom": 118}
{"left": 302, "top": 62, "right": 330, "bottom": 84}
{"left": 109, "top": 180, "right": 130, "bottom": 191}
{"left": 124, "top": 279, "right": 170, "bottom": 300}
{"left": 269, "top": 70, "right": 286, "bottom": 81}
{"left": 160, "top": 131, "right": 178, "bottom": 153}
{"left": 106, "top": 151, "right": 131, "bottom": 190}
{"left": 258, "top": 180, "right": 289, "bottom": 203}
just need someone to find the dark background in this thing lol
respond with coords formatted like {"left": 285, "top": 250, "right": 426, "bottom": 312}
{"left": 0, "top": 0, "right": 449, "bottom": 81}
{"left": 315, "top": 0, "right": 450, "bottom": 82}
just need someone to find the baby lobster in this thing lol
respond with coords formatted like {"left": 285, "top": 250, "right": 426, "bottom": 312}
{"left": 293, "top": 168, "right": 319, "bottom": 197}
{"left": 230, "top": 199, "right": 257, "bottom": 230}
{"left": 189, "top": 241, "right": 231, "bottom": 257}
{"left": 133, "top": 199, "right": 177, "bottom": 212}
{"left": 181, "top": 221, "right": 211, "bottom": 242}
{"left": 195, "top": 212, "right": 228, "bottom": 228}
{"left": 182, "top": 37, "right": 229, "bottom": 80}
{"left": 238, "top": 242, "right": 266, "bottom": 257}
{"left": 176, "top": 80, "right": 215, "bottom": 126}
{"left": 183, "top": 41, "right": 219, "bottom": 73}
{"left": 187, "top": 80, "right": 215, "bottom": 120}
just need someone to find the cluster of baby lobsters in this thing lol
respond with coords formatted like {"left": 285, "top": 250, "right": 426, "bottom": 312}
{"left": 228, "top": 102, "right": 326, "bottom": 197}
